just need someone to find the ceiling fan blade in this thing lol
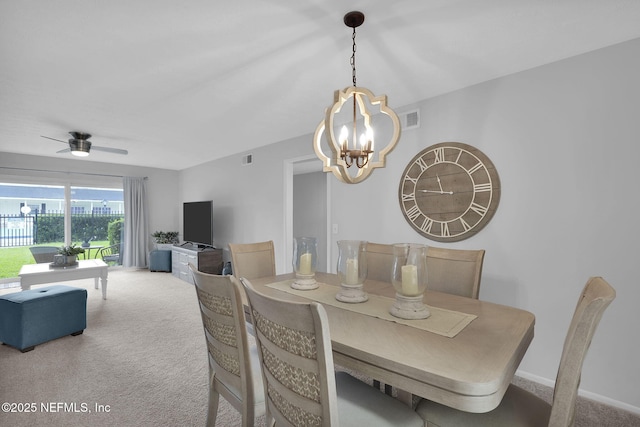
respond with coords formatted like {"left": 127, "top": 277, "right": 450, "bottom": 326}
{"left": 92, "top": 145, "right": 128, "bottom": 155}
{"left": 41, "top": 135, "right": 68, "bottom": 144}
{"left": 56, "top": 148, "right": 71, "bottom": 153}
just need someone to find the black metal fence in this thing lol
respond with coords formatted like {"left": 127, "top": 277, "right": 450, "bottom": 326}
{"left": 0, "top": 211, "right": 124, "bottom": 248}
{"left": 0, "top": 214, "right": 34, "bottom": 247}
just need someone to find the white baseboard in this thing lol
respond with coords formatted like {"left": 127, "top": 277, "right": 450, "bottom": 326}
{"left": 516, "top": 369, "right": 640, "bottom": 415}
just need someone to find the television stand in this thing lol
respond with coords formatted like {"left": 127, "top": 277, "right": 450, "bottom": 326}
{"left": 179, "top": 242, "right": 215, "bottom": 250}
{"left": 171, "top": 246, "right": 222, "bottom": 284}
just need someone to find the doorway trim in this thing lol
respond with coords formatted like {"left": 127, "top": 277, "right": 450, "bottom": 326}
{"left": 283, "top": 155, "right": 332, "bottom": 274}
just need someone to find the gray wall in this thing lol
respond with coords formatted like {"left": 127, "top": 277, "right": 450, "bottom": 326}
{"left": 178, "top": 38, "right": 640, "bottom": 411}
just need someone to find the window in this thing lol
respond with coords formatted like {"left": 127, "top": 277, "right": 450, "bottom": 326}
{"left": 0, "top": 182, "right": 124, "bottom": 279}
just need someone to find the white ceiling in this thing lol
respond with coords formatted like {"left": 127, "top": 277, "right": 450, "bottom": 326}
{"left": 2, "top": 1, "right": 640, "bottom": 170}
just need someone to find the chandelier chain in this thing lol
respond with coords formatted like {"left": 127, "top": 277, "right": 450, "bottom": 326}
{"left": 351, "top": 26, "right": 357, "bottom": 87}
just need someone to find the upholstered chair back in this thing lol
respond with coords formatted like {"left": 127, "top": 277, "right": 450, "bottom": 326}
{"left": 228, "top": 240, "right": 276, "bottom": 280}
{"left": 426, "top": 246, "right": 485, "bottom": 299}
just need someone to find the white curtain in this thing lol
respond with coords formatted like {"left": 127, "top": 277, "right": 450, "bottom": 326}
{"left": 123, "top": 176, "right": 149, "bottom": 268}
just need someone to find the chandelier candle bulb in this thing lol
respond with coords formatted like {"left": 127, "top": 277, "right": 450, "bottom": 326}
{"left": 401, "top": 264, "right": 419, "bottom": 296}
{"left": 340, "top": 126, "right": 349, "bottom": 148}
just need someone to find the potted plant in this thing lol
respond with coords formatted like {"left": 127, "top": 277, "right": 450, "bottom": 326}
{"left": 54, "top": 244, "right": 85, "bottom": 266}
{"left": 151, "top": 231, "right": 179, "bottom": 250}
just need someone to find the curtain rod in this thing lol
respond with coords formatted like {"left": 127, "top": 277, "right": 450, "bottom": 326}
{"left": 0, "top": 166, "right": 147, "bottom": 179}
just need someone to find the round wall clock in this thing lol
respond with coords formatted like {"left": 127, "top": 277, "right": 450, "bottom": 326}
{"left": 398, "top": 142, "right": 500, "bottom": 242}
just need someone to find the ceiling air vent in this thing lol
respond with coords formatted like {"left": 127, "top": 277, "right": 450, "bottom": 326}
{"left": 242, "top": 154, "right": 253, "bottom": 166}
{"left": 402, "top": 109, "right": 420, "bottom": 130}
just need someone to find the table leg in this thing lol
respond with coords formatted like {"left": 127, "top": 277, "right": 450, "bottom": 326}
{"left": 396, "top": 389, "right": 413, "bottom": 407}
{"left": 100, "top": 274, "right": 108, "bottom": 300}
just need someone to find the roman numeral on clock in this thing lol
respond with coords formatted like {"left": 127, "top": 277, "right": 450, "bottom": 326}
{"left": 470, "top": 202, "right": 488, "bottom": 216}
{"left": 402, "top": 193, "right": 415, "bottom": 202}
{"left": 405, "top": 204, "right": 421, "bottom": 222}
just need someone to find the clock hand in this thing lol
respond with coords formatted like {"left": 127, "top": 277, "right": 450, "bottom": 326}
{"left": 419, "top": 189, "right": 453, "bottom": 194}
{"left": 436, "top": 175, "right": 444, "bottom": 193}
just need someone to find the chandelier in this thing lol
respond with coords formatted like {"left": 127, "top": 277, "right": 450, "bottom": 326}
{"left": 313, "top": 11, "right": 401, "bottom": 184}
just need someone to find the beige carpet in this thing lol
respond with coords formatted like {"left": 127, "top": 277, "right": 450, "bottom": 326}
{"left": 1, "top": 269, "right": 638, "bottom": 426}
{"left": 0, "top": 268, "right": 265, "bottom": 427}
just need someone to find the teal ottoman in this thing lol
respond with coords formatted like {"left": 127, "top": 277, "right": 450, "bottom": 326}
{"left": 149, "top": 249, "right": 171, "bottom": 272}
{"left": 0, "top": 285, "right": 87, "bottom": 352}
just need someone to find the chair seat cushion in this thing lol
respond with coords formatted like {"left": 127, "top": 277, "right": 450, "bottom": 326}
{"left": 415, "top": 384, "right": 552, "bottom": 427}
{"left": 335, "top": 371, "right": 423, "bottom": 427}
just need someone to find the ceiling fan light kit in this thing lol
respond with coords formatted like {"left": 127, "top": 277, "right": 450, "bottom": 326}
{"left": 70, "top": 139, "right": 91, "bottom": 157}
{"left": 313, "top": 11, "right": 401, "bottom": 184}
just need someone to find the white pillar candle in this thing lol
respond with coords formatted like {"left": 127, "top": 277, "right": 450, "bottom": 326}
{"left": 401, "top": 264, "right": 419, "bottom": 296}
{"left": 299, "top": 252, "right": 312, "bottom": 275}
{"left": 346, "top": 258, "right": 359, "bottom": 285}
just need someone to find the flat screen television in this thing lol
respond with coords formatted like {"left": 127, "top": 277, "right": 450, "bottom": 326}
{"left": 183, "top": 201, "right": 214, "bottom": 248}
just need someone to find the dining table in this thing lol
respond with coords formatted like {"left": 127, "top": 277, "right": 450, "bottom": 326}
{"left": 245, "top": 272, "right": 535, "bottom": 414}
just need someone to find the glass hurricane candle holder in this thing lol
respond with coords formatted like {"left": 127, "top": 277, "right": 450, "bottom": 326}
{"left": 292, "top": 237, "right": 319, "bottom": 290}
{"left": 390, "top": 243, "right": 430, "bottom": 319}
{"left": 336, "top": 240, "right": 368, "bottom": 303}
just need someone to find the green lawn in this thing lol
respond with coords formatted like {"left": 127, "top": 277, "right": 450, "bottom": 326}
{"left": 0, "top": 241, "right": 109, "bottom": 279}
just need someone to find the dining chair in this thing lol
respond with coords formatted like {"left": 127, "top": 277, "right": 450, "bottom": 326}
{"left": 426, "top": 246, "right": 485, "bottom": 299}
{"left": 240, "top": 277, "right": 423, "bottom": 427}
{"left": 189, "top": 265, "right": 265, "bottom": 427}
{"left": 228, "top": 240, "right": 276, "bottom": 280}
{"left": 28, "top": 246, "right": 59, "bottom": 263}
{"left": 365, "top": 242, "right": 394, "bottom": 283}
{"left": 415, "top": 276, "right": 616, "bottom": 427}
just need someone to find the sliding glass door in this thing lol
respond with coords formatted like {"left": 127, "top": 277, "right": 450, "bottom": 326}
{"left": 69, "top": 186, "right": 124, "bottom": 261}
{"left": 0, "top": 182, "right": 124, "bottom": 279}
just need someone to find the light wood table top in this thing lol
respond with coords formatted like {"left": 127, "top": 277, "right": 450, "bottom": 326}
{"left": 247, "top": 272, "right": 535, "bottom": 413}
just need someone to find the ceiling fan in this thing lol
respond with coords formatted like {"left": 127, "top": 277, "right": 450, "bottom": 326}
{"left": 41, "top": 131, "right": 128, "bottom": 157}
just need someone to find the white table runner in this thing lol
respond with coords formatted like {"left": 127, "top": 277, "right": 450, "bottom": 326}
{"left": 266, "top": 280, "right": 476, "bottom": 338}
